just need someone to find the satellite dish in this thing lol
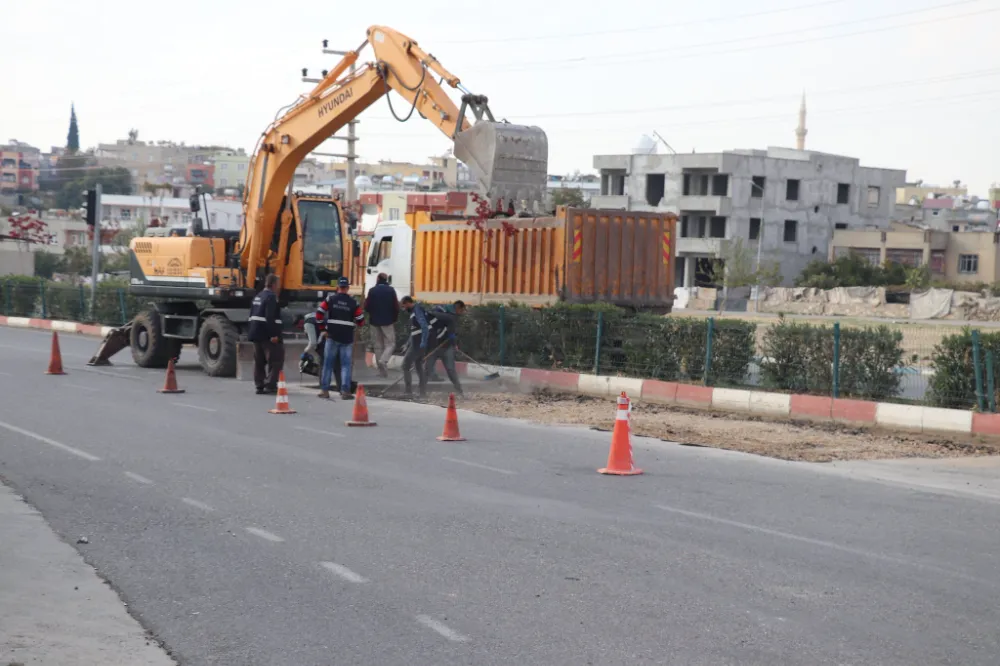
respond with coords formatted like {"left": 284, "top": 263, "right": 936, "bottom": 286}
{"left": 633, "top": 134, "right": 658, "bottom": 155}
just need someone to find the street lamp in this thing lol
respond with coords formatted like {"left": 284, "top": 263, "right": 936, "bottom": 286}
{"left": 752, "top": 179, "right": 765, "bottom": 312}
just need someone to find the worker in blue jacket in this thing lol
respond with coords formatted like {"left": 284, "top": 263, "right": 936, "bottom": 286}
{"left": 248, "top": 274, "right": 284, "bottom": 395}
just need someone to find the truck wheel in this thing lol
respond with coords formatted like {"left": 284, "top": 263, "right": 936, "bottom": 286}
{"left": 130, "top": 310, "right": 172, "bottom": 368}
{"left": 198, "top": 315, "right": 238, "bottom": 377}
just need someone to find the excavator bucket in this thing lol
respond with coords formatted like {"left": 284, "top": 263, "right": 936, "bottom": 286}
{"left": 454, "top": 122, "right": 548, "bottom": 213}
{"left": 87, "top": 323, "right": 132, "bottom": 367}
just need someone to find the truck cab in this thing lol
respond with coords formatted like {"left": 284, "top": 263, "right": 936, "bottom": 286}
{"left": 364, "top": 218, "right": 414, "bottom": 301}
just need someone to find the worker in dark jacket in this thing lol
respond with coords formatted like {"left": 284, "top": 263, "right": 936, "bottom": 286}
{"left": 400, "top": 296, "right": 432, "bottom": 398}
{"left": 248, "top": 274, "right": 284, "bottom": 395}
{"left": 364, "top": 272, "right": 399, "bottom": 377}
{"left": 423, "top": 300, "right": 466, "bottom": 396}
{"left": 316, "top": 276, "right": 364, "bottom": 400}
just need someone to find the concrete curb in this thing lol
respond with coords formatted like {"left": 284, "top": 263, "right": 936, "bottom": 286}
{"left": 1, "top": 316, "right": 992, "bottom": 438}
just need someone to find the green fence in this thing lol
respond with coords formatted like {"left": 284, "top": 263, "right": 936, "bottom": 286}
{"left": 0, "top": 277, "right": 142, "bottom": 326}
{"left": 3, "top": 275, "right": 994, "bottom": 411}
{"left": 388, "top": 303, "right": 997, "bottom": 411}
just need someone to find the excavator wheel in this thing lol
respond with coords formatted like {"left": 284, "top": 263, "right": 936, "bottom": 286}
{"left": 198, "top": 314, "right": 239, "bottom": 378}
{"left": 130, "top": 310, "right": 175, "bottom": 368}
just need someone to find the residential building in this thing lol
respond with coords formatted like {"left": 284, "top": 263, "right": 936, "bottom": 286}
{"left": 99, "top": 194, "right": 244, "bottom": 231}
{"left": 0, "top": 140, "right": 41, "bottom": 193}
{"left": 896, "top": 180, "right": 967, "bottom": 205}
{"left": 323, "top": 154, "right": 459, "bottom": 189}
{"left": 293, "top": 158, "right": 325, "bottom": 188}
{"left": 213, "top": 149, "right": 250, "bottom": 191}
{"left": 893, "top": 197, "right": 999, "bottom": 232}
{"left": 547, "top": 174, "right": 600, "bottom": 205}
{"left": 94, "top": 135, "right": 227, "bottom": 192}
{"left": 592, "top": 146, "right": 906, "bottom": 288}
{"left": 830, "top": 227, "right": 1000, "bottom": 283}
{"left": 989, "top": 183, "right": 1000, "bottom": 211}
{"left": 185, "top": 163, "right": 215, "bottom": 190}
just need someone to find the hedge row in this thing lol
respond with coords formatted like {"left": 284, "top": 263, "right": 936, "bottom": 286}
{"left": 759, "top": 321, "right": 904, "bottom": 401}
{"left": 0, "top": 276, "right": 141, "bottom": 326}
{"left": 928, "top": 329, "right": 1000, "bottom": 410}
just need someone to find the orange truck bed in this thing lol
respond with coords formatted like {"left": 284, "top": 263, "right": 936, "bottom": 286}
{"left": 411, "top": 207, "right": 676, "bottom": 310}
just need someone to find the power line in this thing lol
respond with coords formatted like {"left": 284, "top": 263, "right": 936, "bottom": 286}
{"left": 436, "top": 0, "right": 848, "bottom": 44}
{"left": 474, "top": 1, "right": 995, "bottom": 72}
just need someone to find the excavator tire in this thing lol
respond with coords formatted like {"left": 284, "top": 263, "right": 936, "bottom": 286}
{"left": 198, "top": 314, "right": 238, "bottom": 378}
{"left": 130, "top": 310, "right": 174, "bottom": 368}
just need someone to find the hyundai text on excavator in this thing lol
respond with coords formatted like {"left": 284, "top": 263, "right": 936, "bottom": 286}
{"left": 89, "top": 25, "right": 548, "bottom": 376}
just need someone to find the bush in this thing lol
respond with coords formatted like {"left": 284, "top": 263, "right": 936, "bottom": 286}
{"left": 1, "top": 276, "right": 43, "bottom": 317}
{"left": 760, "top": 321, "right": 903, "bottom": 400}
{"left": 927, "top": 329, "right": 1000, "bottom": 409}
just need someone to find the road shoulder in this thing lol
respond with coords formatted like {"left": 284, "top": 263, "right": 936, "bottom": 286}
{"left": 0, "top": 481, "right": 175, "bottom": 666}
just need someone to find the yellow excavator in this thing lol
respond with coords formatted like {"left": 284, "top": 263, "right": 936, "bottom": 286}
{"left": 90, "top": 25, "right": 548, "bottom": 376}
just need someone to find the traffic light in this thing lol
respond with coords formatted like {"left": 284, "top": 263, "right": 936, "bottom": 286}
{"left": 83, "top": 188, "right": 98, "bottom": 227}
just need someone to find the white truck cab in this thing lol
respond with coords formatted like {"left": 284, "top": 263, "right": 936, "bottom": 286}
{"left": 364, "top": 219, "right": 414, "bottom": 301}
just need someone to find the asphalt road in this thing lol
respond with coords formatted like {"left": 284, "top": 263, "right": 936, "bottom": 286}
{"left": 1, "top": 326, "right": 999, "bottom": 665}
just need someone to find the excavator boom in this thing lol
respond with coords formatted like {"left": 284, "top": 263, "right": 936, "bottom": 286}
{"left": 241, "top": 25, "right": 548, "bottom": 289}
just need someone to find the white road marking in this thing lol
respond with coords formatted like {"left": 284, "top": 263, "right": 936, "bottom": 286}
{"left": 245, "top": 527, "right": 284, "bottom": 543}
{"left": 441, "top": 457, "right": 515, "bottom": 475}
{"left": 0, "top": 371, "right": 13, "bottom": 377}
{"left": 79, "top": 368, "right": 142, "bottom": 381}
{"left": 124, "top": 472, "right": 153, "bottom": 485}
{"left": 320, "top": 561, "right": 369, "bottom": 584}
{"left": 182, "top": 497, "right": 214, "bottom": 512}
{"left": 415, "top": 615, "right": 469, "bottom": 643}
{"left": 294, "top": 426, "right": 345, "bottom": 438}
{"left": 0, "top": 420, "right": 100, "bottom": 461}
{"left": 653, "top": 503, "right": 989, "bottom": 584}
{"left": 174, "top": 403, "right": 217, "bottom": 413}
{"left": 65, "top": 383, "right": 98, "bottom": 392}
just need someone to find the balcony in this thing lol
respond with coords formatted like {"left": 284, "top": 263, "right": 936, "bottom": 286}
{"left": 677, "top": 237, "right": 729, "bottom": 256}
{"left": 677, "top": 195, "right": 731, "bottom": 216}
{"left": 590, "top": 194, "right": 629, "bottom": 210}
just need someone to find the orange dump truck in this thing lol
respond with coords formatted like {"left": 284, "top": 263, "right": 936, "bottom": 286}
{"left": 363, "top": 207, "right": 677, "bottom": 311}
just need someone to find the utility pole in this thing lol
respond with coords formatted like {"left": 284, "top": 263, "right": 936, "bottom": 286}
{"left": 87, "top": 184, "right": 102, "bottom": 315}
{"left": 301, "top": 40, "right": 360, "bottom": 203}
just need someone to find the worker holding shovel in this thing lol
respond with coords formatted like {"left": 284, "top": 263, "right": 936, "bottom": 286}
{"left": 423, "top": 300, "right": 466, "bottom": 397}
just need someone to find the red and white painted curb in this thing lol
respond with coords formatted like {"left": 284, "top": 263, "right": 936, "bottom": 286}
{"left": 0, "top": 315, "right": 986, "bottom": 438}
{"left": 0, "top": 315, "right": 114, "bottom": 339}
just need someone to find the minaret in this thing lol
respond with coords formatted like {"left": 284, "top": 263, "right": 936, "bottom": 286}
{"left": 795, "top": 92, "right": 807, "bottom": 150}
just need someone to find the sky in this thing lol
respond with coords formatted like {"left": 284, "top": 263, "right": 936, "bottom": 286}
{"left": 5, "top": 0, "right": 1000, "bottom": 194}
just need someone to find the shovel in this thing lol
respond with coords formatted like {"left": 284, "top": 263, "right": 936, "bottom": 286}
{"left": 456, "top": 349, "right": 501, "bottom": 381}
{"left": 378, "top": 339, "right": 448, "bottom": 397}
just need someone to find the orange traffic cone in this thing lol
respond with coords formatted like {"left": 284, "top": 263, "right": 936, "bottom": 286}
{"left": 346, "top": 385, "right": 377, "bottom": 427}
{"left": 598, "top": 392, "right": 642, "bottom": 476}
{"left": 45, "top": 331, "right": 66, "bottom": 375}
{"left": 268, "top": 371, "right": 297, "bottom": 414}
{"left": 157, "top": 359, "right": 185, "bottom": 394}
{"left": 437, "top": 393, "right": 466, "bottom": 441}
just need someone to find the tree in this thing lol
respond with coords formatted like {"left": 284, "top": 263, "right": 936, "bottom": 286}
{"left": 54, "top": 165, "right": 134, "bottom": 210}
{"left": 551, "top": 187, "right": 586, "bottom": 209}
{"left": 62, "top": 246, "right": 92, "bottom": 277}
{"left": 706, "top": 237, "right": 782, "bottom": 312}
{"left": 5, "top": 214, "right": 55, "bottom": 249}
{"left": 34, "top": 251, "right": 63, "bottom": 279}
{"left": 796, "top": 253, "right": 910, "bottom": 289}
{"left": 67, "top": 104, "right": 80, "bottom": 153}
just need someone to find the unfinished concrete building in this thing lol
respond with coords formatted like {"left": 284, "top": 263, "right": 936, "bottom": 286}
{"left": 592, "top": 147, "right": 906, "bottom": 289}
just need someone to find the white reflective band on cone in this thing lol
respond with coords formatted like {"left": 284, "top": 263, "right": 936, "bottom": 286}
{"left": 616, "top": 409, "right": 629, "bottom": 421}
{"left": 277, "top": 395, "right": 288, "bottom": 403}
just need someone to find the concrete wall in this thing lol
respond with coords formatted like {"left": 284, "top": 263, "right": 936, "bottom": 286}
{"left": 593, "top": 148, "right": 906, "bottom": 286}
{"left": 0, "top": 247, "right": 35, "bottom": 275}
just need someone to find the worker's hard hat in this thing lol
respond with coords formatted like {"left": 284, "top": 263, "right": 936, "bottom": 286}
{"left": 337, "top": 277, "right": 350, "bottom": 288}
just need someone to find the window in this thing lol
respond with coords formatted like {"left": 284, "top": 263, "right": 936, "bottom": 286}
{"left": 21, "top": 175, "right": 29, "bottom": 183}
{"left": 783, "top": 219, "right": 798, "bottom": 243}
{"left": 959, "top": 254, "right": 979, "bottom": 274}
{"left": 646, "top": 174, "right": 665, "bottom": 206}
{"left": 952, "top": 225, "right": 960, "bottom": 232}
{"left": 711, "top": 174, "right": 729, "bottom": 196}
{"left": 836, "top": 184, "right": 850, "bottom": 204}
{"left": 751, "top": 176, "right": 765, "bottom": 198}
{"left": 835, "top": 222, "right": 848, "bottom": 230}
{"left": 388, "top": 208, "right": 400, "bottom": 221}
{"left": 601, "top": 169, "right": 626, "bottom": 196}
{"left": 867, "top": 186, "right": 880, "bottom": 207}
{"left": 709, "top": 216, "right": 726, "bottom": 238}
{"left": 749, "top": 218, "right": 761, "bottom": 240}
{"left": 220, "top": 178, "right": 228, "bottom": 187}
{"left": 120, "top": 208, "right": 131, "bottom": 220}
{"left": 220, "top": 163, "right": 228, "bottom": 171}
{"left": 238, "top": 163, "right": 246, "bottom": 171}
{"left": 368, "top": 237, "right": 392, "bottom": 265}
{"left": 680, "top": 215, "right": 690, "bottom": 238}
{"left": 299, "top": 199, "right": 343, "bottom": 285}
{"left": 786, "top": 179, "right": 800, "bottom": 201}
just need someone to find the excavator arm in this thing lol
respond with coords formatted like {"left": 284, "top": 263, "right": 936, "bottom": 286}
{"left": 240, "top": 25, "right": 548, "bottom": 290}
